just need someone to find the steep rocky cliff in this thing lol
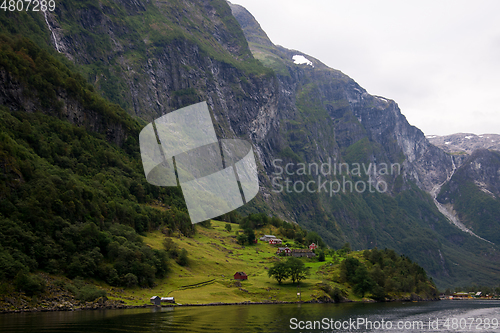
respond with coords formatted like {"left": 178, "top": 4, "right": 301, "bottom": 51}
{"left": 0, "top": 66, "right": 130, "bottom": 147}
{"left": 1, "top": 0, "right": 500, "bottom": 288}
{"left": 437, "top": 149, "right": 500, "bottom": 244}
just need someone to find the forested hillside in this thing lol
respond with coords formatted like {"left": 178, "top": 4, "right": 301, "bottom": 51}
{"left": 0, "top": 36, "right": 192, "bottom": 289}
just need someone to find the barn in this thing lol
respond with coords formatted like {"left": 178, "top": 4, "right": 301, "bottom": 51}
{"left": 260, "top": 235, "right": 276, "bottom": 242}
{"left": 291, "top": 249, "right": 316, "bottom": 258}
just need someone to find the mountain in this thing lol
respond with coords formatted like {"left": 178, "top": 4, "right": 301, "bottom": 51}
{"left": 437, "top": 149, "right": 500, "bottom": 244}
{"left": 427, "top": 133, "right": 500, "bottom": 245}
{"left": 1, "top": 0, "right": 499, "bottom": 289}
{"left": 427, "top": 133, "right": 500, "bottom": 154}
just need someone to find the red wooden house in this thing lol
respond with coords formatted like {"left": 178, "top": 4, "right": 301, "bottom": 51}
{"left": 276, "top": 247, "right": 291, "bottom": 255}
{"left": 234, "top": 272, "right": 248, "bottom": 280}
{"left": 309, "top": 243, "right": 318, "bottom": 250}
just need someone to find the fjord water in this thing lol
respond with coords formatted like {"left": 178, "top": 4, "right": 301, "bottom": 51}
{"left": 1, "top": 300, "right": 499, "bottom": 332}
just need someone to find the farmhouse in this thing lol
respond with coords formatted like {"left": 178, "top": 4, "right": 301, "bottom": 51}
{"left": 276, "top": 247, "right": 291, "bottom": 255}
{"left": 269, "top": 238, "right": 282, "bottom": 245}
{"left": 234, "top": 272, "right": 248, "bottom": 280}
{"left": 309, "top": 243, "right": 318, "bottom": 250}
{"left": 260, "top": 235, "right": 276, "bottom": 242}
{"left": 291, "top": 249, "right": 316, "bottom": 258}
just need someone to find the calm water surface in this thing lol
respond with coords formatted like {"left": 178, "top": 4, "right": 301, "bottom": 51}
{"left": 1, "top": 300, "right": 499, "bottom": 332}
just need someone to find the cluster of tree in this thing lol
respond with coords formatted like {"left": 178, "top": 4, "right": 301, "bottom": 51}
{"left": 236, "top": 228, "right": 256, "bottom": 245}
{"left": 215, "top": 212, "right": 326, "bottom": 248}
{"left": 0, "top": 106, "right": 197, "bottom": 287}
{"left": 338, "top": 248, "right": 437, "bottom": 300}
{"left": 268, "top": 257, "right": 310, "bottom": 285}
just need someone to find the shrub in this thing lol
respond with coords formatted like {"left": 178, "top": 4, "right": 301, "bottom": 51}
{"left": 123, "top": 273, "right": 138, "bottom": 287}
{"left": 76, "top": 285, "right": 106, "bottom": 302}
{"left": 330, "top": 287, "right": 348, "bottom": 303}
{"left": 14, "top": 271, "right": 46, "bottom": 296}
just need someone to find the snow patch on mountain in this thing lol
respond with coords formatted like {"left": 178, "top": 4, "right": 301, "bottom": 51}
{"left": 292, "top": 55, "right": 314, "bottom": 67}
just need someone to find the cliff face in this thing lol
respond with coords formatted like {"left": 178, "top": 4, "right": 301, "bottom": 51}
{"left": 437, "top": 149, "right": 500, "bottom": 244}
{"left": 2, "top": 0, "right": 500, "bottom": 288}
{"left": 0, "top": 65, "right": 129, "bottom": 147}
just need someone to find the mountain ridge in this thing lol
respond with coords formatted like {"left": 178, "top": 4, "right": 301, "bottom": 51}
{"left": 427, "top": 133, "right": 500, "bottom": 154}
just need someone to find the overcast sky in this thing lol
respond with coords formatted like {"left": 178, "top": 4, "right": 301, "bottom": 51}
{"left": 232, "top": 0, "right": 500, "bottom": 136}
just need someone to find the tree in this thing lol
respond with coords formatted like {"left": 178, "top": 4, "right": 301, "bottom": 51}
{"left": 237, "top": 233, "right": 247, "bottom": 245}
{"left": 318, "top": 250, "right": 325, "bottom": 262}
{"left": 244, "top": 228, "right": 255, "bottom": 245}
{"left": 123, "top": 273, "right": 138, "bottom": 287}
{"left": 225, "top": 223, "right": 232, "bottom": 232}
{"left": 268, "top": 261, "right": 290, "bottom": 284}
{"left": 340, "top": 256, "right": 361, "bottom": 283}
{"left": 353, "top": 265, "right": 375, "bottom": 297}
{"left": 340, "top": 242, "right": 351, "bottom": 254}
{"left": 199, "top": 220, "right": 211, "bottom": 228}
{"left": 286, "top": 257, "right": 309, "bottom": 284}
{"left": 371, "top": 284, "right": 386, "bottom": 301}
{"left": 370, "top": 265, "right": 385, "bottom": 287}
{"left": 177, "top": 248, "right": 189, "bottom": 266}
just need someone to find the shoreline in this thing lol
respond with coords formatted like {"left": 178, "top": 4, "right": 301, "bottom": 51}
{"left": 0, "top": 297, "right": 442, "bottom": 314}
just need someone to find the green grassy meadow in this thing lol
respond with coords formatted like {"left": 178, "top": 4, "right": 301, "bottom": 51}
{"left": 105, "top": 220, "right": 334, "bottom": 306}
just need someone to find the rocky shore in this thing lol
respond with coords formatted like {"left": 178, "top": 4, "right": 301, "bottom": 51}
{"left": 0, "top": 296, "right": 138, "bottom": 314}
{"left": 1, "top": 295, "right": 439, "bottom": 314}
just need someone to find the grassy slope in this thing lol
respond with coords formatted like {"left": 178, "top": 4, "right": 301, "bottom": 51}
{"left": 108, "top": 220, "right": 324, "bottom": 305}
{"left": 104, "top": 220, "right": 412, "bottom": 306}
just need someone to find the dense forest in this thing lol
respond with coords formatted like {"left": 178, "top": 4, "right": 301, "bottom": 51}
{"left": 0, "top": 35, "right": 194, "bottom": 291}
{"left": 337, "top": 248, "right": 437, "bottom": 300}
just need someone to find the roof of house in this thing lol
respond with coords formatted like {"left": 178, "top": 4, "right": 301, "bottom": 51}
{"left": 235, "top": 271, "right": 247, "bottom": 276}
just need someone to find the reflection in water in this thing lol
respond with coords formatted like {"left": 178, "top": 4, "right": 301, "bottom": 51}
{"left": 1, "top": 301, "right": 499, "bottom": 332}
